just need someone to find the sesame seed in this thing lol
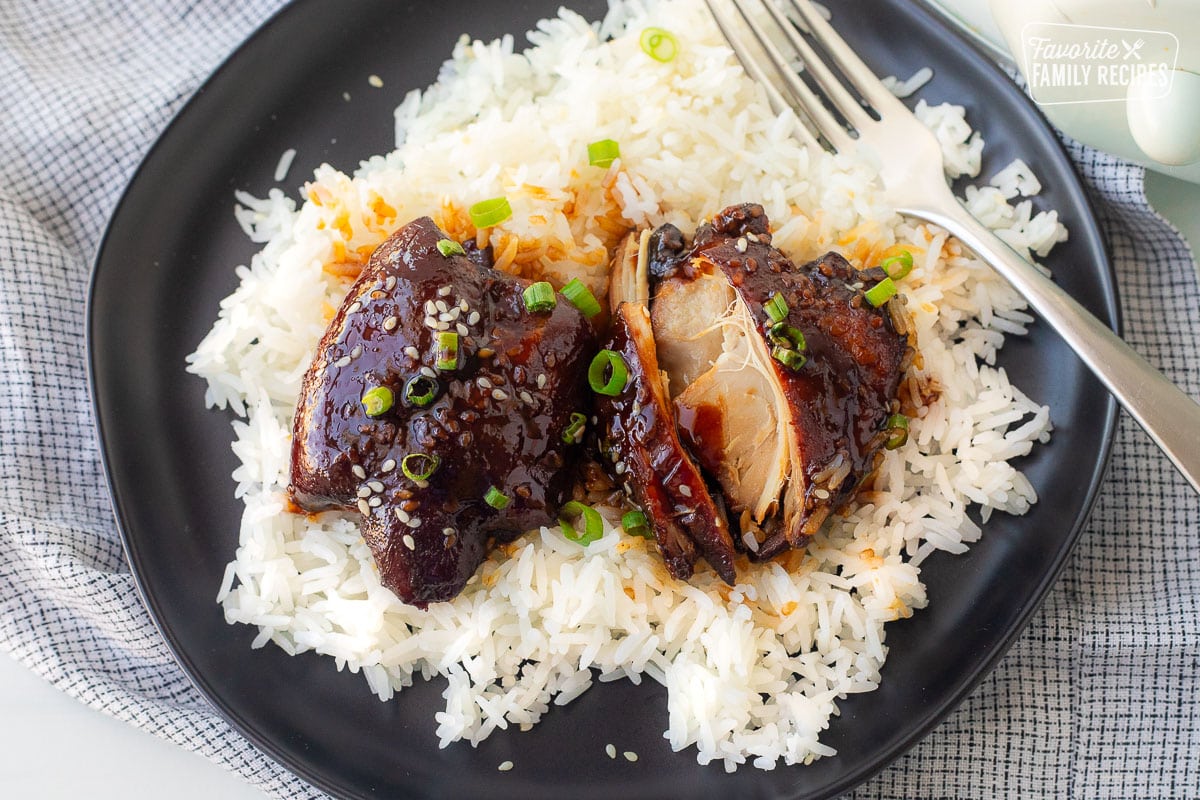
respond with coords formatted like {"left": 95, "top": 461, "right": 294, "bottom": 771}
{"left": 403, "top": 534, "right": 416, "bottom": 550}
{"left": 406, "top": 517, "right": 421, "bottom": 528}
{"left": 367, "top": 74, "right": 383, "bottom": 88}
{"left": 605, "top": 744, "right": 616, "bottom": 759}
{"left": 623, "top": 751, "right": 638, "bottom": 762}
{"left": 467, "top": 311, "right": 481, "bottom": 325}
{"left": 404, "top": 346, "right": 420, "bottom": 359}
{"left": 536, "top": 374, "right": 547, "bottom": 389}
{"left": 334, "top": 355, "right": 352, "bottom": 368}
{"left": 357, "top": 499, "right": 370, "bottom": 515}
{"left": 456, "top": 323, "right": 468, "bottom": 336}
{"left": 352, "top": 465, "right": 367, "bottom": 479}
{"left": 438, "top": 312, "right": 455, "bottom": 322}
{"left": 736, "top": 237, "right": 748, "bottom": 253}
{"left": 381, "top": 459, "right": 396, "bottom": 473}
{"left": 385, "top": 275, "right": 397, "bottom": 291}
{"left": 356, "top": 486, "right": 371, "bottom": 498}
{"left": 443, "top": 527, "right": 456, "bottom": 536}
{"left": 746, "top": 231, "right": 759, "bottom": 242}
{"left": 679, "top": 484, "right": 692, "bottom": 497}
{"left": 424, "top": 316, "right": 439, "bottom": 328}
{"left": 368, "top": 496, "right": 382, "bottom": 507}
{"left": 519, "top": 391, "right": 534, "bottom": 404}
{"left": 491, "top": 389, "right": 508, "bottom": 401}
{"left": 347, "top": 301, "right": 361, "bottom": 314}
{"left": 420, "top": 366, "right": 437, "bottom": 379}
{"left": 436, "top": 321, "right": 450, "bottom": 331}
{"left": 459, "top": 299, "right": 469, "bottom": 312}
{"left": 368, "top": 480, "right": 384, "bottom": 493}
{"left": 447, "top": 307, "right": 462, "bottom": 320}
{"left": 350, "top": 344, "right": 363, "bottom": 359}
{"left": 395, "top": 508, "right": 410, "bottom": 523}
{"left": 498, "top": 761, "right": 513, "bottom": 772}
{"left": 414, "top": 479, "right": 429, "bottom": 489}
{"left": 615, "top": 462, "right": 627, "bottom": 475}
{"left": 383, "top": 316, "right": 398, "bottom": 331}
{"left": 437, "top": 285, "right": 452, "bottom": 297}
{"left": 814, "top": 488, "right": 830, "bottom": 499}
{"left": 424, "top": 300, "right": 437, "bottom": 315}
{"left": 476, "top": 377, "right": 493, "bottom": 389}
{"left": 435, "top": 300, "right": 449, "bottom": 313}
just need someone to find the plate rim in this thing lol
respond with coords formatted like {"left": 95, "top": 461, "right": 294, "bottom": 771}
{"left": 86, "top": 0, "right": 1121, "bottom": 797}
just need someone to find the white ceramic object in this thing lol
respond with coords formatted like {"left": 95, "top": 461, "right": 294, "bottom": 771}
{"left": 987, "top": 0, "right": 1200, "bottom": 182}
{"left": 1128, "top": 67, "right": 1200, "bottom": 165}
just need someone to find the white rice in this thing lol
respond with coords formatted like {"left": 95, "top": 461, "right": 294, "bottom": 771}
{"left": 273, "top": 148, "right": 297, "bottom": 183}
{"left": 186, "top": 0, "right": 1064, "bottom": 772}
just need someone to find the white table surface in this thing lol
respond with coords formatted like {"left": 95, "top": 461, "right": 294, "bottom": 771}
{"left": 3, "top": 3, "right": 1197, "bottom": 798}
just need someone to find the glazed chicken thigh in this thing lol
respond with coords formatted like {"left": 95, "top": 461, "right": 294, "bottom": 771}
{"left": 289, "top": 217, "right": 595, "bottom": 606}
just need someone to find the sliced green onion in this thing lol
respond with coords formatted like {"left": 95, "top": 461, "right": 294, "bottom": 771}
{"left": 403, "top": 375, "right": 438, "bottom": 407}
{"left": 884, "top": 413, "right": 910, "bottom": 450}
{"left": 764, "top": 292, "right": 789, "bottom": 323}
{"left": 401, "top": 453, "right": 441, "bottom": 481}
{"left": 587, "top": 138, "right": 621, "bottom": 168}
{"left": 621, "top": 509, "right": 652, "bottom": 539}
{"left": 468, "top": 196, "right": 512, "bottom": 228}
{"left": 562, "top": 411, "right": 587, "bottom": 444}
{"left": 880, "top": 250, "right": 914, "bottom": 280}
{"left": 771, "top": 345, "right": 807, "bottom": 371}
{"left": 361, "top": 386, "right": 394, "bottom": 416}
{"left": 768, "top": 322, "right": 807, "bottom": 352}
{"left": 561, "top": 278, "right": 601, "bottom": 318}
{"left": 588, "top": 349, "right": 629, "bottom": 396}
{"left": 435, "top": 331, "right": 459, "bottom": 372}
{"left": 864, "top": 276, "right": 898, "bottom": 307}
{"left": 639, "top": 27, "right": 679, "bottom": 63}
{"left": 484, "top": 485, "right": 510, "bottom": 510}
{"left": 523, "top": 281, "right": 557, "bottom": 313}
{"left": 559, "top": 501, "right": 603, "bottom": 545}
{"left": 436, "top": 238, "right": 465, "bottom": 257}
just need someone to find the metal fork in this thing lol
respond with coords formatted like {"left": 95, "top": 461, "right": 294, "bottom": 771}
{"left": 705, "top": 0, "right": 1200, "bottom": 494}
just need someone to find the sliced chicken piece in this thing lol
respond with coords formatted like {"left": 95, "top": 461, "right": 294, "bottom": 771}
{"left": 594, "top": 302, "right": 738, "bottom": 584}
{"left": 651, "top": 269, "right": 736, "bottom": 397}
{"left": 648, "top": 203, "right": 911, "bottom": 560}
{"left": 608, "top": 230, "right": 650, "bottom": 312}
{"left": 674, "top": 329, "right": 788, "bottom": 525}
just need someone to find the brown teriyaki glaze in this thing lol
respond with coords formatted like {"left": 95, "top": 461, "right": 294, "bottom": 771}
{"left": 289, "top": 217, "right": 596, "bottom": 606}
{"left": 594, "top": 303, "right": 738, "bottom": 584}
{"left": 657, "top": 203, "right": 912, "bottom": 560}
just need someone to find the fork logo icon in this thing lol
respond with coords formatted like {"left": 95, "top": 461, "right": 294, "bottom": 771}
{"left": 1121, "top": 38, "right": 1145, "bottom": 61}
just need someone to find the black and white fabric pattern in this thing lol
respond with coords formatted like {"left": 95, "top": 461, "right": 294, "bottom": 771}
{"left": 1, "top": 2, "right": 1196, "bottom": 798}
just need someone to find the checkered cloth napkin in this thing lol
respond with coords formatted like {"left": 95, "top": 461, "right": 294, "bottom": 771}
{"left": 1, "top": 1, "right": 1197, "bottom": 797}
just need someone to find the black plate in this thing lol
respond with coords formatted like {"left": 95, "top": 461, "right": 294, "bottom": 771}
{"left": 88, "top": 0, "right": 1118, "bottom": 797}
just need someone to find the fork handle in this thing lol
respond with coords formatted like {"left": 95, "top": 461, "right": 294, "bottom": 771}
{"left": 911, "top": 202, "right": 1200, "bottom": 495}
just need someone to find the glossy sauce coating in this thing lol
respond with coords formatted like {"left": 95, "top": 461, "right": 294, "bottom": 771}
{"left": 658, "top": 203, "right": 911, "bottom": 559}
{"left": 595, "top": 303, "right": 737, "bottom": 584}
{"left": 289, "top": 217, "right": 595, "bottom": 606}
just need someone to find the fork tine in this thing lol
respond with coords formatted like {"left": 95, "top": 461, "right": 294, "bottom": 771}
{"left": 786, "top": 0, "right": 911, "bottom": 117}
{"left": 703, "top": 0, "right": 821, "bottom": 150}
{"left": 755, "top": 0, "right": 874, "bottom": 130}
{"left": 726, "top": 0, "right": 854, "bottom": 153}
